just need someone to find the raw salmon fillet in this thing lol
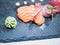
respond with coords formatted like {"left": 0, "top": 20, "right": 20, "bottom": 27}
{"left": 34, "top": 13, "right": 45, "bottom": 25}
{"left": 17, "top": 5, "right": 35, "bottom": 22}
{"left": 17, "top": 5, "right": 45, "bottom": 25}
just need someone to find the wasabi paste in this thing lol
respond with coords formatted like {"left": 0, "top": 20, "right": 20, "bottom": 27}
{"left": 5, "top": 16, "right": 17, "bottom": 29}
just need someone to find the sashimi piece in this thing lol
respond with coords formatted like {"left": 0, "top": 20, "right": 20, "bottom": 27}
{"left": 34, "top": 13, "right": 45, "bottom": 25}
{"left": 34, "top": 3, "right": 52, "bottom": 17}
{"left": 34, "top": 3, "right": 56, "bottom": 17}
{"left": 42, "top": 5, "right": 54, "bottom": 17}
{"left": 49, "top": 0, "right": 60, "bottom": 7}
{"left": 17, "top": 5, "right": 35, "bottom": 22}
{"left": 49, "top": 0, "right": 60, "bottom": 13}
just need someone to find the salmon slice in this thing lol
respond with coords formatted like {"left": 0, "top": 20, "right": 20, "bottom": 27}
{"left": 34, "top": 13, "right": 45, "bottom": 25}
{"left": 17, "top": 5, "right": 35, "bottom": 22}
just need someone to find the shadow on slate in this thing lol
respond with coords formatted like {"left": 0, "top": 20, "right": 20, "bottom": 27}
{"left": 0, "top": 0, "right": 60, "bottom": 43}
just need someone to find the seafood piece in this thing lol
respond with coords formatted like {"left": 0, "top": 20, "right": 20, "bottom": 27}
{"left": 17, "top": 5, "right": 35, "bottom": 22}
{"left": 34, "top": 13, "right": 45, "bottom": 25}
{"left": 49, "top": 0, "right": 60, "bottom": 13}
{"left": 49, "top": 0, "right": 60, "bottom": 7}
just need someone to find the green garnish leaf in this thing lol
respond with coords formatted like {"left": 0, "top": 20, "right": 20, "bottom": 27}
{"left": 47, "top": 5, "right": 54, "bottom": 11}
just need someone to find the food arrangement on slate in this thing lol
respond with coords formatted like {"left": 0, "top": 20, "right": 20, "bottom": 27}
{"left": 0, "top": 0, "right": 60, "bottom": 43}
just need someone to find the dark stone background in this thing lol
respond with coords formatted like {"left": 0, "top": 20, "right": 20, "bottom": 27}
{"left": 0, "top": 0, "right": 60, "bottom": 43}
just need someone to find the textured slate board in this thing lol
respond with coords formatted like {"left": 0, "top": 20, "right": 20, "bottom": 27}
{"left": 0, "top": 0, "right": 60, "bottom": 43}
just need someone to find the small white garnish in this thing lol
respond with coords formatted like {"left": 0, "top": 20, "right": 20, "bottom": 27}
{"left": 39, "top": 0, "right": 43, "bottom": 2}
{"left": 24, "top": 1, "right": 27, "bottom": 5}
{"left": 16, "top": 2, "right": 20, "bottom": 6}
{"left": 39, "top": 24, "right": 46, "bottom": 30}
{"left": 31, "top": 0, "right": 35, "bottom": 2}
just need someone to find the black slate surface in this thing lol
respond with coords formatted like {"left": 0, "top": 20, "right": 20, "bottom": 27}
{"left": 0, "top": 0, "right": 60, "bottom": 43}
